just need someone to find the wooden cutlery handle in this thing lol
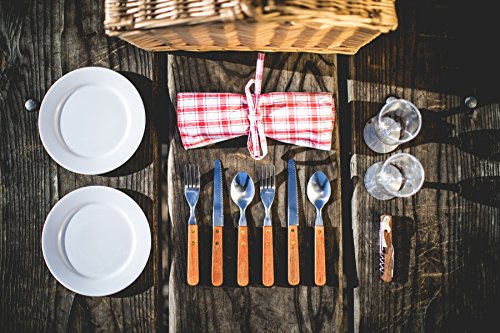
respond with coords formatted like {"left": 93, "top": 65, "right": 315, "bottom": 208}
{"left": 262, "top": 226, "right": 274, "bottom": 287}
{"left": 237, "top": 226, "right": 249, "bottom": 286}
{"left": 187, "top": 224, "right": 199, "bottom": 286}
{"left": 314, "top": 226, "right": 326, "bottom": 286}
{"left": 211, "top": 226, "right": 223, "bottom": 286}
{"left": 288, "top": 225, "right": 300, "bottom": 286}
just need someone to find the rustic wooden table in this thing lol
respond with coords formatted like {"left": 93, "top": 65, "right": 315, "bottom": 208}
{"left": 1, "top": 0, "right": 499, "bottom": 332}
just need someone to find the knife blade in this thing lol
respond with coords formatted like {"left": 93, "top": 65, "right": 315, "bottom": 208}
{"left": 212, "top": 160, "right": 224, "bottom": 286}
{"left": 287, "top": 159, "right": 300, "bottom": 285}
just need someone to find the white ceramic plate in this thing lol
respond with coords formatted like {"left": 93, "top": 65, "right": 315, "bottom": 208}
{"left": 42, "top": 186, "right": 151, "bottom": 297}
{"left": 39, "top": 67, "right": 145, "bottom": 175}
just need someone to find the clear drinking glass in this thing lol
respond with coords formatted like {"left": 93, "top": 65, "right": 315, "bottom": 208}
{"left": 363, "top": 97, "right": 422, "bottom": 153}
{"left": 364, "top": 153, "right": 425, "bottom": 200}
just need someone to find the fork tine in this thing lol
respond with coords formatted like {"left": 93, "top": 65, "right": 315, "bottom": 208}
{"left": 190, "top": 164, "right": 194, "bottom": 188}
{"left": 262, "top": 165, "right": 266, "bottom": 189}
{"left": 266, "top": 165, "right": 270, "bottom": 189}
{"left": 266, "top": 165, "right": 271, "bottom": 189}
{"left": 196, "top": 165, "right": 200, "bottom": 188}
{"left": 184, "top": 165, "right": 187, "bottom": 187}
{"left": 259, "top": 166, "right": 264, "bottom": 190}
{"left": 259, "top": 166, "right": 263, "bottom": 189}
{"left": 271, "top": 165, "right": 275, "bottom": 189}
{"left": 268, "top": 165, "right": 272, "bottom": 189}
{"left": 262, "top": 165, "right": 267, "bottom": 189}
{"left": 189, "top": 164, "right": 193, "bottom": 188}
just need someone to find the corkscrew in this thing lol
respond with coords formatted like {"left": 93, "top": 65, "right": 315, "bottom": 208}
{"left": 379, "top": 214, "right": 394, "bottom": 282}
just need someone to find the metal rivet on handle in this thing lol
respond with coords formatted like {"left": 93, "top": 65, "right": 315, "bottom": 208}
{"left": 25, "top": 98, "right": 39, "bottom": 112}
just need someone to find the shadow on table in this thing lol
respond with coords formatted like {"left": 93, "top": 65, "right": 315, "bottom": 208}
{"left": 392, "top": 216, "right": 415, "bottom": 284}
{"left": 423, "top": 176, "right": 500, "bottom": 208}
{"left": 110, "top": 189, "right": 154, "bottom": 298}
{"left": 100, "top": 71, "right": 155, "bottom": 177}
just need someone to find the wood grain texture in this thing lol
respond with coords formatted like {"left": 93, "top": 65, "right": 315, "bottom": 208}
{"left": 0, "top": 1, "right": 161, "bottom": 332}
{"left": 262, "top": 226, "right": 274, "bottom": 287}
{"left": 288, "top": 225, "right": 300, "bottom": 286}
{"left": 315, "top": 226, "right": 326, "bottom": 286}
{"left": 237, "top": 226, "right": 249, "bottom": 286}
{"left": 167, "top": 52, "right": 345, "bottom": 332}
{"left": 187, "top": 224, "right": 199, "bottom": 286}
{"left": 350, "top": 0, "right": 500, "bottom": 331}
{"left": 211, "top": 226, "right": 223, "bottom": 286}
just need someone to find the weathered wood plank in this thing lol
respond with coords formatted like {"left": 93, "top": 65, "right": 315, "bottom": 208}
{"left": 0, "top": 1, "right": 160, "bottom": 331}
{"left": 167, "top": 52, "right": 346, "bottom": 332}
{"left": 350, "top": 0, "right": 500, "bottom": 331}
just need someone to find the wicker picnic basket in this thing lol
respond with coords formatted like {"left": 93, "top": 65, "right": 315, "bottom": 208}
{"left": 104, "top": 0, "right": 398, "bottom": 54}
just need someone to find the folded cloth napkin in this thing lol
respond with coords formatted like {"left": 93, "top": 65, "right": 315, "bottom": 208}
{"left": 177, "top": 53, "right": 335, "bottom": 160}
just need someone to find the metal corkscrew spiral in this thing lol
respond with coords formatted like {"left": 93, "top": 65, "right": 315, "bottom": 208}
{"left": 379, "top": 252, "right": 385, "bottom": 273}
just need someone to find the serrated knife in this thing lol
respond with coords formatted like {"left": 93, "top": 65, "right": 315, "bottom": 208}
{"left": 287, "top": 159, "right": 300, "bottom": 285}
{"left": 212, "top": 160, "right": 224, "bottom": 286}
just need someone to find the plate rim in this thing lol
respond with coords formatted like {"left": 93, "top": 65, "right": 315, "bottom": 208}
{"left": 38, "top": 66, "right": 146, "bottom": 175}
{"left": 41, "top": 185, "right": 151, "bottom": 297}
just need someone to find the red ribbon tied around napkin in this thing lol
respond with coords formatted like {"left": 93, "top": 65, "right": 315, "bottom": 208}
{"left": 177, "top": 53, "right": 335, "bottom": 160}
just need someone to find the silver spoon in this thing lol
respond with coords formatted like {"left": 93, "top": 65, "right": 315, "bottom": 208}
{"left": 307, "top": 171, "right": 331, "bottom": 286}
{"left": 230, "top": 172, "right": 255, "bottom": 286}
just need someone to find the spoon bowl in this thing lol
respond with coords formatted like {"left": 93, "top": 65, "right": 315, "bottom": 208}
{"left": 307, "top": 171, "right": 331, "bottom": 213}
{"left": 231, "top": 172, "right": 255, "bottom": 224}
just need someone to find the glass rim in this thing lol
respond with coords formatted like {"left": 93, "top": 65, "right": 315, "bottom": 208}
{"left": 377, "top": 98, "right": 422, "bottom": 144}
{"left": 379, "top": 152, "right": 425, "bottom": 197}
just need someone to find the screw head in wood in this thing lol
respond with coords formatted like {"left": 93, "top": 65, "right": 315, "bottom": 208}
{"left": 465, "top": 96, "right": 478, "bottom": 109}
{"left": 25, "top": 98, "right": 39, "bottom": 112}
{"left": 385, "top": 96, "right": 398, "bottom": 104}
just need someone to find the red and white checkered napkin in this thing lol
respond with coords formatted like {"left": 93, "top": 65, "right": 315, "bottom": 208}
{"left": 177, "top": 53, "right": 335, "bottom": 160}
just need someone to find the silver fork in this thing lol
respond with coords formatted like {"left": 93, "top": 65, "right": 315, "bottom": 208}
{"left": 260, "top": 165, "right": 275, "bottom": 226}
{"left": 259, "top": 165, "right": 275, "bottom": 286}
{"left": 184, "top": 164, "right": 200, "bottom": 225}
{"left": 184, "top": 164, "right": 200, "bottom": 286}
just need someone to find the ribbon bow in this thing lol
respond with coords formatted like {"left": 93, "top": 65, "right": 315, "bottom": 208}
{"left": 245, "top": 53, "right": 267, "bottom": 159}
{"left": 177, "top": 53, "right": 335, "bottom": 159}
